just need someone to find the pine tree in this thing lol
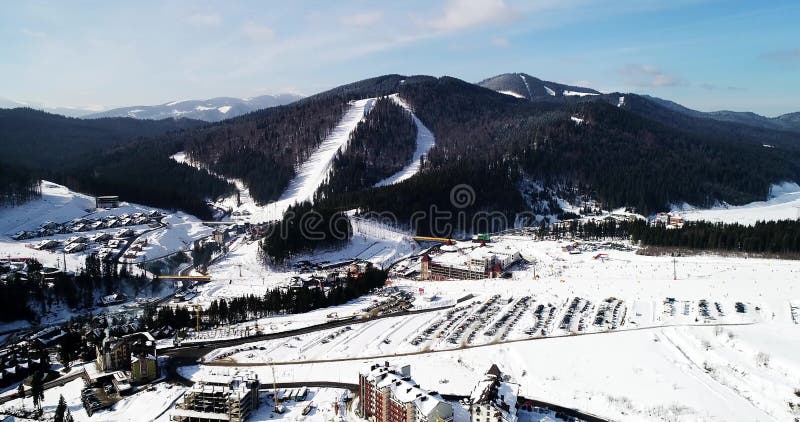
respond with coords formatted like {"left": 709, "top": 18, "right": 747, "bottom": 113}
{"left": 54, "top": 395, "right": 68, "bottom": 422}
{"left": 31, "top": 370, "right": 44, "bottom": 410}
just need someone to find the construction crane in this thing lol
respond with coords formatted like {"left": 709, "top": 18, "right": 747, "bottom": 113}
{"left": 271, "top": 363, "right": 284, "bottom": 413}
{"left": 191, "top": 304, "right": 203, "bottom": 332}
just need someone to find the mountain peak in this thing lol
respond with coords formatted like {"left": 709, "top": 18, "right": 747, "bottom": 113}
{"left": 477, "top": 72, "right": 600, "bottom": 100}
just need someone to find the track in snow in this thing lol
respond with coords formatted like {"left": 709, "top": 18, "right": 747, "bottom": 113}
{"left": 374, "top": 94, "right": 436, "bottom": 187}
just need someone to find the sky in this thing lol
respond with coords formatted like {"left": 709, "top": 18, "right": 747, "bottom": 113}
{"left": 1, "top": 0, "right": 798, "bottom": 116}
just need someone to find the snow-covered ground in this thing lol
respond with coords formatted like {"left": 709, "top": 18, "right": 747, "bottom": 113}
{"left": 188, "top": 237, "right": 800, "bottom": 422}
{"left": 0, "top": 377, "right": 186, "bottom": 422}
{"left": 672, "top": 181, "right": 800, "bottom": 225}
{"left": 0, "top": 181, "right": 210, "bottom": 271}
{"left": 374, "top": 94, "right": 436, "bottom": 187}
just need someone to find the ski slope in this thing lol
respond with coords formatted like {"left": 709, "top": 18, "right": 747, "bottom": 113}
{"left": 672, "top": 182, "right": 800, "bottom": 224}
{"left": 175, "top": 98, "right": 375, "bottom": 223}
{"left": 374, "top": 94, "right": 436, "bottom": 187}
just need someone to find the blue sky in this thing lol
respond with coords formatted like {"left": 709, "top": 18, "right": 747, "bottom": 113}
{"left": 1, "top": 0, "right": 798, "bottom": 116}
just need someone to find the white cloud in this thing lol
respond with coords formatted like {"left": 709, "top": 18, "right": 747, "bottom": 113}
{"left": 21, "top": 28, "right": 47, "bottom": 39}
{"left": 429, "top": 0, "right": 518, "bottom": 31}
{"left": 241, "top": 22, "right": 275, "bottom": 42}
{"left": 339, "top": 11, "right": 383, "bottom": 27}
{"left": 618, "top": 64, "right": 686, "bottom": 88}
{"left": 491, "top": 36, "right": 510, "bottom": 47}
{"left": 185, "top": 13, "right": 222, "bottom": 27}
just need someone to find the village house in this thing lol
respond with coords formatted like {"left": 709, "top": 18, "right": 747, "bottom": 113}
{"left": 469, "top": 364, "right": 519, "bottom": 422}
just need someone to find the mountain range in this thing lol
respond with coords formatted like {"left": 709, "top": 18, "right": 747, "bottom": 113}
{"left": 83, "top": 94, "right": 302, "bottom": 121}
{"left": 2, "top": 72, "right": 799, "bottom": 230}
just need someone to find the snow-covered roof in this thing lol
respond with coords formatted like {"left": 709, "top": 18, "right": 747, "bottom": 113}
{"left": 470, "top": 365, "right": 519, "bottom": 422}
{"left": 362, "top": 363, "right": 450, "bottom": 420}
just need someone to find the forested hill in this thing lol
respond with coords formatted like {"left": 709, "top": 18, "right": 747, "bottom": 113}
{"left": 169, "top": 74, "right": 800, "bottom": 225}
{"left": 0, "top": 108, "right": 203, "bottom": 169}
{"left": 181, "top": 75, "right": 413, "bottom": 204}
{"left": 0, "top": 108, "right": 232, "bottom": 219}
{"left": 4, "top": 73, "right": 800, "bottom": 224}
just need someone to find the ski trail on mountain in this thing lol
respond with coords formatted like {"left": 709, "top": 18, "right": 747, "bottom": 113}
{"left": 519, "top": 74, "right": 533, "bottom": 99}
{"left": 242, "top": 97, "right": 374, "bottom": 221}
{"left": 374, "top": 94, "right": 436, "bottom": 187}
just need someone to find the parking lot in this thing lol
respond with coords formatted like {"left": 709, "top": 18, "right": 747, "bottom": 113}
{"left": 212, "top": 290, "right": 765, "bottom": 364}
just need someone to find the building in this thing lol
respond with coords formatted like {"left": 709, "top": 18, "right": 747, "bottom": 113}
{"left": 420, "top": 242, "right": 521, "bottom": 281}
{"left": 653, "top": 212, "right": 685, "bottom": 229}
{"left": 96, "top": 336, "right": 130, "bottom": 372}
{"left": 469, "top": 365, "right": 519, "bottom": 422}
{"left": 359, "top": 362, "right": 453, "bottom": 422}
{"left": 129, "top": 332, "right": 159, "bottom": 383}
{"left": 172, "top": 370, "right": 260, "bottom": 422}
{"left": 96, "top": 195, "right": 120, "bottom": 209}
{"left": 95, "top": 332, "right": 159, "bottom": 384}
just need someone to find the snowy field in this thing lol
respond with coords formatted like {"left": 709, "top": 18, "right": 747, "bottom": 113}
{"left": 190, "top": 237, "right": 800, "bottom": 422}
{"left": 0, "top": 377, "right": 185, "bottom": 422}
{"left": 673, "top": 181, "right": 800, "bottom": 225}
{"left": 0, "top": 181, "right": 211, "bottom": 270}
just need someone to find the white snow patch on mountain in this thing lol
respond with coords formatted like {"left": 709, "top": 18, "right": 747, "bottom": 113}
{"left": 519, "top": 74, "right": 533, "bottom": 99}
{"left": 499, "top": 90, "right": 526, "bottom": 99}
{"left": 544, "top": 86, "right": 556, "bottom": 96}
{"left": 564, "top": 90, "right": 598, "bottom": 97}
{"left": 374, "top": 94, "right": 436, "bottom": 187}
{"left": 571, "top": 116, "right": 585, "bottom": 125}
{"left": 218, "top": 105, "right": 232, "bottom": 114}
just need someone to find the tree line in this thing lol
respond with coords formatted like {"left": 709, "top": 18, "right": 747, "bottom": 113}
{"left": 0, "top": 163, "right": 40, "bottom": 206}
{"left": 628, "top": 219, "right": 800, "bottom": 254}
{"left": 0, "top": 254, "right": 150, "bottom": 322}
{"left": 141, "top": 269, "right": 387, "bottom": 329}
{"left": 258, "top": 201, "right": 352, "bottom": 263}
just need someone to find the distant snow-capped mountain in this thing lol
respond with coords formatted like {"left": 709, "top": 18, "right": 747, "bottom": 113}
{"left": 83, "top": 94, "right": 303, "bottom": 121}
{"left": 477, "top": 72, "right": 600, "bottom": 100}
{"left": 0, "top": 97, "right": 95, "bottom": 117}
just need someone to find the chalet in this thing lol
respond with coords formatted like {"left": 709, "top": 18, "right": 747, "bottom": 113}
{"left": 64, "top": 242, "right": 87, "bottom": 254}
{"left": 35, "top": 239, "right": 60, "bottom": 250}
{"left": 469, "top": 365, "right": 519, "bottom": 422}
{"left": 96, "top": 196, "right": 120, "bottom": 209}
